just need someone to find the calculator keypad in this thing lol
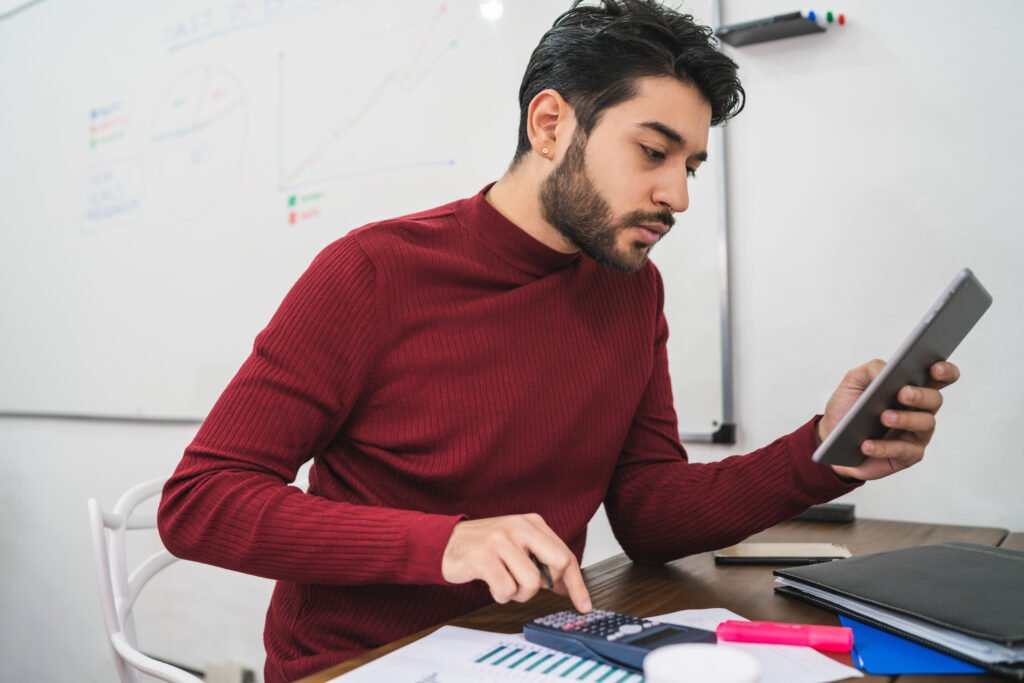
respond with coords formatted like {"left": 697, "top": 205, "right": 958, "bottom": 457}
{"left": 531, "top": 610, "right": 657, "bottom": 641}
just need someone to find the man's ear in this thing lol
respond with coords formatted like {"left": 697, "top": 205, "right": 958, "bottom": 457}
{"left": 526, "top": 89, "right": 574, "bottom": 161}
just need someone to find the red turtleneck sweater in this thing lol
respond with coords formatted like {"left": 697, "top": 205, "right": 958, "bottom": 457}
{"left": 158, "top": 186, "right": 855, "bottom": 682}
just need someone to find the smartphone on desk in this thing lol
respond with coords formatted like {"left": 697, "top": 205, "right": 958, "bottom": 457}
{"left": 523, "top": 609, "right": 715, "bottom": 673}
{"left": 714, "top": 542, "right": 852, "bottom": 565}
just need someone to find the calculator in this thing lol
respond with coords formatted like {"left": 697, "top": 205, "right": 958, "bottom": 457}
{"left": 523, "top": 609, "right": 716, "bottom": 672}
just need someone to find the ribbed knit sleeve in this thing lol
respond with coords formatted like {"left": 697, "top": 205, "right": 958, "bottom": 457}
{"left": 157, "top": 236, "right": 464, "bottom": 586}
{"left": 604, "top": 267, "right": 860, "bottom": 564}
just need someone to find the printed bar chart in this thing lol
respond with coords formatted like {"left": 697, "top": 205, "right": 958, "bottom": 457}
{"left": 474, "top": 642, "right": 643, "bottom": 682}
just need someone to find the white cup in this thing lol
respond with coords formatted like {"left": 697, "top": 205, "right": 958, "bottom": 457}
{"left": 643, "top": 643, "right": 762, "bottom": 683}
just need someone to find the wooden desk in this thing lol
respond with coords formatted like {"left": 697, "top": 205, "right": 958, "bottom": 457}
{"left": 300, "top": 518, "right": 1015, "bottom": 683}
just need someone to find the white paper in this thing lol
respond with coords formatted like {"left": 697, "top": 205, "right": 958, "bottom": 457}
{"left": 328, "top": 608, "right": 862, "bottom": 682}
{"left": 327, "top": 625, "right": 643, "bottom": 683}
{"left": 652, "top": 608, "right": 862, "bottom": 683}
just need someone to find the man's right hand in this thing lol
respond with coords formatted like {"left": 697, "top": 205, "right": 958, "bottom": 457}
{"left": 441, "top": 513, "right": 592, "bottom": 613}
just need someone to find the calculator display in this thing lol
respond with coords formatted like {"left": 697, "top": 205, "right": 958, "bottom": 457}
{"left": 628, "top": 628, "right": 689, "bottom": 648}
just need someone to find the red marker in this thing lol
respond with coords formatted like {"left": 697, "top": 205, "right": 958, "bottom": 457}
{"left": 716, "top": 620, "right": 853, "bottom": 652}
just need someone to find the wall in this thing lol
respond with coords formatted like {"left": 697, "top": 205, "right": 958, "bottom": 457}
{"left": 713, "top": 0, "right": 1023, "bottom": 531}
{"left": 592, "top": 0, "right": 1024, "bottom": 564}
{"left": 0, "top": 417, "right": 274, "bottom": 681}
{"left": 2, "top": 1, "right": 1023, "bottom": 681}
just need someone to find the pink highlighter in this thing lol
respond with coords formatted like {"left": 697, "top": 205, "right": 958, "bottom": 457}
{"left": 715, "top": 620, "right": 854, "bottom": 652}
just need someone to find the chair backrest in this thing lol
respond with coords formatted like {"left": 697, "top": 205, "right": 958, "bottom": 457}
{"left": 88, "top": 478, "right": 203, "bottom": 683}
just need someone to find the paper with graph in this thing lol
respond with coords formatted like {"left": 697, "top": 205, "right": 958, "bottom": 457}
{"left": 329, "top": 608, "right": 860, "bottom": 682}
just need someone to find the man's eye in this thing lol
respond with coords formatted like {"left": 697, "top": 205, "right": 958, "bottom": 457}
{"left": 641, "top": 145, "right": 665, "bottom": 161}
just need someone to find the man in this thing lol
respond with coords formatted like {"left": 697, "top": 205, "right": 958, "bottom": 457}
{"left": 158, "top": 2, "right": 958, "bottom": 681}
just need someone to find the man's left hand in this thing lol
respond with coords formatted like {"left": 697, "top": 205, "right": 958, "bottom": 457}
{"left": 820, "top": 359, "right": 961, "bottom": 481}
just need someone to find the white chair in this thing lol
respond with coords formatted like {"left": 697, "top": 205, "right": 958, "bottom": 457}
{"left": 88, "top": 477, "right": 203, "bottom": 683}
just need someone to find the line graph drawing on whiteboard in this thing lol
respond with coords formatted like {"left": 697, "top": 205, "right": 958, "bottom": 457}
{"left": 277, "top": 3, "right": 458, "bottom": 192}
{"left": 148, "top": 65, "right": 248, "bottom": 220}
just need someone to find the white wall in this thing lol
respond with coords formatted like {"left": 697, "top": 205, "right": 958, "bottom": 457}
{"left": 589, "top": 0, "right": 1024, "bottom": 564}
{"left": 2, "top": 0, "right": 1023, "bottom": 680}
{"left": 0, "top": 417, "right": 275, "bottom": 681}
{"left": 715, "top": 0, "right": 1023, "bottom": 531}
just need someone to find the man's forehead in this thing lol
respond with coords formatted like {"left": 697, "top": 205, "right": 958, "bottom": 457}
{"left": 605, "top": 77, "right": 712, "bottom": 149}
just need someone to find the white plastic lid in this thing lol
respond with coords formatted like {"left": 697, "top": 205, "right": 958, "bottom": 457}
{"left": 643, "top": 643, "right": 762, "bottom": 683}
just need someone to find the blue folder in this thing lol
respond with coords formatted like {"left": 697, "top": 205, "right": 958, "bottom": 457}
{"left": 840, "top": 616, "right": 985, "bottom": 675}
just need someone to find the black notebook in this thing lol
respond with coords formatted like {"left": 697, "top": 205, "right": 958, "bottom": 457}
{"left": 774, "top": 542, "right": 1024, "bottom": 680}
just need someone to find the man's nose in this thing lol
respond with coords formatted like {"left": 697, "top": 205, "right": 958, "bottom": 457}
{"left": 652, "top": 171, "right": 689, "bottom": 214}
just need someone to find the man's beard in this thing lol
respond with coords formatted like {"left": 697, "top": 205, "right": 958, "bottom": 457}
{"left": 539, "top": 130, "right": 674, "bottom": 273}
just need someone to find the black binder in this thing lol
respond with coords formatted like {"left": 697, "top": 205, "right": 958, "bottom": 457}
{"left": 773, "top": 542, "right": 1024, "bottom": 680}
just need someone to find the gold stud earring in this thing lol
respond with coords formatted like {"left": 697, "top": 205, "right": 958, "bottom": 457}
{"left": 541, "top": 147, "right": 549, "bottom": 156}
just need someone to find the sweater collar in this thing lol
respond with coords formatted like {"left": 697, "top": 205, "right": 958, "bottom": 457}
{"left": 458, "top": 183, "right": 580, "bottom": 277}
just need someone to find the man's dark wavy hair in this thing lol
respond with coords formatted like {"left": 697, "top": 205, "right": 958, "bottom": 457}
{"left": 511, "top": 0, "right": 744, "bottom": 165}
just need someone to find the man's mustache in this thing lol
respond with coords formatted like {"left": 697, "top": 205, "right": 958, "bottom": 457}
{"left": 620, "top": 210, "right": 675, "bottom": 231}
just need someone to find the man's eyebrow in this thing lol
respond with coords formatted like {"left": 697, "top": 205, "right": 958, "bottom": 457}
{"left": 637, "top": 121, "right": 709, "bottom": 162}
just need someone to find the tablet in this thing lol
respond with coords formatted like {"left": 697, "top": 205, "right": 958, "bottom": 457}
{"left": 812, "top": 268, "right": 993, "bottom": 468}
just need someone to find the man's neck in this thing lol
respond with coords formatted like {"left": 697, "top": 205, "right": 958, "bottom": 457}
{"left": 485, "top": 171, "right": 579, "bottom": 254}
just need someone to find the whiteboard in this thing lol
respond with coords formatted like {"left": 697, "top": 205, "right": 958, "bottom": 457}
{"left": 0, "top": 0, "right": 729, "bottom": 436}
